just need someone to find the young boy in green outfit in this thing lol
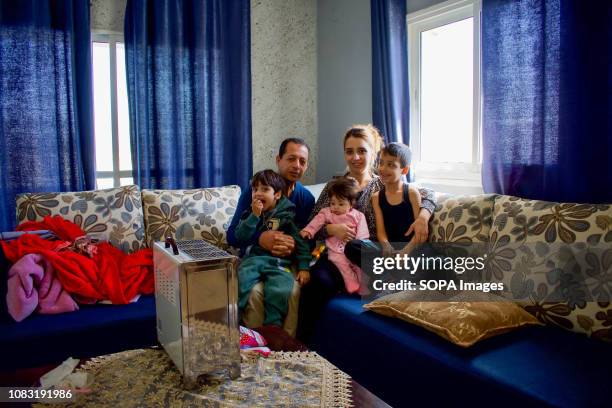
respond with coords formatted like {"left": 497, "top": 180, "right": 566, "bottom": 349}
{"left": 234, "top": 169, "right": 311, "bottom": 327}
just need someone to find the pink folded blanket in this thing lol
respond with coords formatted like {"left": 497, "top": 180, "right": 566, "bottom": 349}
{"left": 7, "top": 253, "right": 78, "bottom": 322}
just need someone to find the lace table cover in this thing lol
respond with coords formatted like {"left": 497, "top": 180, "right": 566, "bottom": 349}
{"left": 34, "top": 348, "right": 353, "bottom": 407}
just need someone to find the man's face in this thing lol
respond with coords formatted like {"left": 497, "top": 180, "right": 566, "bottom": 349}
{"left": 276, "top": 142, "right": 309, "bottom": 183}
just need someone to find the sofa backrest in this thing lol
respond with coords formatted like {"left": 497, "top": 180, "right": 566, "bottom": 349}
{"left": 141, "top": 185, "right": 241, "bottom": 250}
{"left": 489, "top": 195, "right": 612, "bottom": 341}
{"left": 15, "top": 186, "right": 146, "bottom": 253}
{"left": 428, "top": 194, "right": 497, "bottom": 244}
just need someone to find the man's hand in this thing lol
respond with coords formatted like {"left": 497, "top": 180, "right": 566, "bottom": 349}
{"left": 251, "top": 199, "right": 263, "bottom": 217}
{"left": 296, "top": 270, "right": 310, "bottom": 286}
{"left": 326, "top": 223, "right": 356, "bottom": 243}
{"left": 259, "top": 230, "right": 295, "bottom": 257}
{"left": 405, "top": 214, "right": 429, "bottom": 244}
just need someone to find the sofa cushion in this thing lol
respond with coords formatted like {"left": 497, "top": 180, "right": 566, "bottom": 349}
{"left": 311, "top": 295, "right": 612, "bottom": 407}
{"left": 429, "top": 194, "right": 496, "bottom": 244}
{"left": 15, "top": 186, "right": 146, "bottom": 253}
{"left": 490, "top": 195, "right": 612, "bottom": 341}
{"left": 0, "top": 295, "right": 157, "bottom": 369}
{"left": 142, "top": 186, "right": 240, "bottom": 249}
{"left": 364, "top": 291, "right": 542, "bottom": 347}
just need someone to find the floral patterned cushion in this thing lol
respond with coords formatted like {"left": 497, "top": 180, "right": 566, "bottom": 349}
{"left": 15, "top": 185, "right": 146, "bottom": 253}
{"left": 428, "top": 194, "right": 497, "bottom": 244}
{"left": 142, "top": 186, "right": 240, "bottom": 249}
{"left": 489, "top": 195, "right": 612, "bottom": 342}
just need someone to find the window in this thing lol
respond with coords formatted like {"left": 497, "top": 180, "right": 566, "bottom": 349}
{"left": 91, "top": 32, "right": 133, "bottom": 189}
{"left": 408, "top": 0, "right": 482, "bottom": 194}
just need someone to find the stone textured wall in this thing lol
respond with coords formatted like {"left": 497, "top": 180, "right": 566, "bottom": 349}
{"left": 251, "top": 0, "right": 318, "bottom": 184}
{"left": 91, "top": 0, "right": 126, "bottom": 32}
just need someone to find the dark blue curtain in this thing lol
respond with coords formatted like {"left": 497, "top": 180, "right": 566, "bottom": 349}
{"left": 124, "top": 0, "right": 252, "bottom": 190}
{"left": 482, "top": 0, "right": 612, "bottom": 203}
{"left": 371, "top": 0, "right": 410, "bottom": 145}
{"left": 0, "top": 0, "right": 95, "bottom": 231}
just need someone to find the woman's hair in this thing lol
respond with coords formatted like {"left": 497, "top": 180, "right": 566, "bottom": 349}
{"left": 251, "top": 169, "right": 285, "bottom": 193}
{"left": 328, "top": 176, "right": 360, "bottom": 203}
{"left": 343, "top": 124, "right": 384, "bottom": 174}
{"left": 343, "top": 124, "right": 384, "bottom": 154}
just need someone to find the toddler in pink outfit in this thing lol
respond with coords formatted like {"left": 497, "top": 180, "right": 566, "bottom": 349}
{"left": 300, "top": 177, "right": 369, "bottom": 293}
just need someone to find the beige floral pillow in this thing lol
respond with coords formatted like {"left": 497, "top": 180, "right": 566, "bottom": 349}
{"left": 429, "top": 194, "right": 497, "bottom": 244}
{"left": 16, "top": 185, "right": 146, "bottom": 253}
{"left": 142, "top": 186, "right": 241, "bottom": 249}
{"left": 488, "top": 195, "right": 612, "bottom": 342}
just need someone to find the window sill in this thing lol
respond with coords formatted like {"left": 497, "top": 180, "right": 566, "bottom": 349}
{"left": 415, "top": 177, "right": 483, "bottom": 196}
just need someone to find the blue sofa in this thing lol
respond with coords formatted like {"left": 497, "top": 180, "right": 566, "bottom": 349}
{"left": 0, "top": 184, "right": 242, "bottom": 371}
{"left": 310, "top": 295, "right": 612, "bottom": 408}
{"left": 2, "top": 184, "right": 611, "bottom": 408}
{"left": 306, "top": 191, "right": 612, "bottom": 407}
{"left": 0, "top": 292, "right": 156, "bottom": 370}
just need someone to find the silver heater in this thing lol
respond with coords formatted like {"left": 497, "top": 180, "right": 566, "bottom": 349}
{"left": 153, "top": 238, "right": 240, "bottom": 388}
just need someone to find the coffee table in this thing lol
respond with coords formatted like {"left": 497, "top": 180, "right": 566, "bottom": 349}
{"left": 1, "top": 351, "right": 391, "bottom": 408}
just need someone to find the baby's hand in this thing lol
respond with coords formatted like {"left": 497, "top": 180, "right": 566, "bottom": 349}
{"left": 251, "top": 199, "right": 263, "bottom": 217}
{"left": 299, "top": 230, "right": 311, "bottom": 239}
{"left": 296, "top": 270, "right": 310, "bottom": 286}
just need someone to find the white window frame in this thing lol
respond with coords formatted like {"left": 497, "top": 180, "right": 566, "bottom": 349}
{"left": 407, "top": 0, "right": 482, "bottom": 193}
{"left": 91, "top": 31, "right": 133, "bottom": 188}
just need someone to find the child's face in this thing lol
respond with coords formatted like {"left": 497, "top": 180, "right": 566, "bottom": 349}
{"left": 378, "top": 152, "right": 409, "bottom": 185}
{"left": 252, "top": 183, "right": 281, "bottom": 212}
{"left": 330, "top": 195, "right": 352, "bottom": 215}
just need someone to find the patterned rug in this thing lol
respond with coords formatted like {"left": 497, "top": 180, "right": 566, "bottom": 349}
{"left": 34, "top": 348, "right": 353, "bottom": 407}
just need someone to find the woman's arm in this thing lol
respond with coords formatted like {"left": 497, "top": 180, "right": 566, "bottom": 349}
{"left": 417, "top": 187, "right": 436, "bottom": 215}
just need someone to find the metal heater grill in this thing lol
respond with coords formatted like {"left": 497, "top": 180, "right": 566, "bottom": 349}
{"left": 176, "top": 240, "right": 229, "bottom": 260}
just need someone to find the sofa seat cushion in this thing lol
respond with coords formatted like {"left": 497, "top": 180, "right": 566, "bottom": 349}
{"left": 310, "top": 296, "right": 612, "bottom": 408}
{"left": 0, "top": 295, "right": 157, "bottom": 369}
{"left": 15, "top": 186, "right": 146, "bottom": 253}
{"left": 142, "top": 186, "right": 240, "bottom": 249}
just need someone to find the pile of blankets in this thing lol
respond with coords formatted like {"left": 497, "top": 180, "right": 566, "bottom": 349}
{"left": 1, "top": 216, "right": 154, "bottom": 322}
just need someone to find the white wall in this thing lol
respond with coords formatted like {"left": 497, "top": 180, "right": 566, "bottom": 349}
{"left": 315, "top": 0, "right": 448, "bottom": 183}
{"left": 316, "top": 0, "right": 373, "bottom": 182}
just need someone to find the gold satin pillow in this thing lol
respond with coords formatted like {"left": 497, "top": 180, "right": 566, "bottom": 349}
{"left": 364, "top": 292, "right": 542, "bottom": 347}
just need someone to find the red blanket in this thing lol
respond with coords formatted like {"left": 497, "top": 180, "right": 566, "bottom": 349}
{"left": 2, "top": 216, "right": 154, "bottom": 304}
